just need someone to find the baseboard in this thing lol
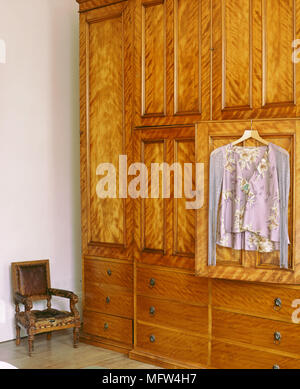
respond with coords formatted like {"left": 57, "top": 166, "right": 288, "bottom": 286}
{"left": 80, "top": 331, "right": 132, "bottom": 355}
{"left": 129, "top": 349, "right": 209, "bottom": 369}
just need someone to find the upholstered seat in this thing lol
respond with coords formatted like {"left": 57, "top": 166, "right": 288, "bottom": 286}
{"left": 12, "top": 260, "right": 81, "bottom": 356}
{"left": 17, "top": 309, "right": 75, "bottom": 330}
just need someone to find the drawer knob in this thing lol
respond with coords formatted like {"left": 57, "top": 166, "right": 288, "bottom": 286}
{"left": 149, "top": 335, "right": 155, "bottom": 343}
{"left": 149, "top": 306, "right": 155, "bottom": 316}
{"left": 149, "top": 278, "right": 156, "bottom": 287}
{"left": 274, "top": 297, "right": 282, "bottom": 311}
{"left": 273, "top": 364, "right": 280, "bottom": 370}
{"left": 104, "top": 323, "right": 109, "bottom": 330}
{"left": 106, "top": 296, "right": 110, "bottom": 304}
{"left": 274, "top": 331, "right": 281, "bottom": 344}
{"left": 107, "top": 269, "right": 112, "bottom": 276}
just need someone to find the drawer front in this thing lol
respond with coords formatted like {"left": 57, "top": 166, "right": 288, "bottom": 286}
{"left": 137, "top": 295, "right": 208, "bottom": 334}
{"left": 213, "top": 309, "right": 300, "bottom": 355}
{"left": 136, "top": 267, "right": 208, "bottom": 305}
{"left": 85, "top": 284, "right": 133, "bottom": 318}
{"left": 212, "top": 279, "right": 300, "bottom": 322}
{"left": 84, "top": 258, "right": 133, "bottom": 289}
{"left": 136, "top": 323, "right": 208, "bottom": 365}
{"left": 83, "top": 310, "right": 132, "bottom": 345}
{"left": 211, "top": 341, "right": 300, "bottom": 369}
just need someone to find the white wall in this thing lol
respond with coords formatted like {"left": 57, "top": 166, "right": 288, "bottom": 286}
{"left": 0, "top": 0, "right": 81, "bottom": 342}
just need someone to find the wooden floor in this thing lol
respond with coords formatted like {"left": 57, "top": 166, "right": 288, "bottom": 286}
{"left": 0, "top": 330, "right": 158, "bottom": 369}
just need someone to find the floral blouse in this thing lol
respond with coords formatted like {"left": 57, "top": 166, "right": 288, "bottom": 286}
{"left": 208, "top": 142, "right": 290, "bottom": 268}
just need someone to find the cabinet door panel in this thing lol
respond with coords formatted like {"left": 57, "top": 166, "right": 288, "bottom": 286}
{"left": 143, "top": 141, "right": 165, "bottom": 252}
{"left": 174, "top": 0, "right": 202, "bottom": 115}
{"left": 262, "top": 0, "right": 295, "bottom": 107}
{"left": 133, "top": 126, "right": 195, "bottom": 270}
{"left": 80, "top": 2, "right": 133, "bottom": 259}
{"left": 134, "top": 0, "right": 210, "bottom": 126}
{"left": 142, "top": 1, "right": 166, "bottom": 116}
{"left": 222, "top": 0, "right": 252, "bottom": 110}
{"left": 212, "top": 0, "right": 300, "bottom": 119}
{"left": 196, "top": 119, "right": 300, "bottom": 284}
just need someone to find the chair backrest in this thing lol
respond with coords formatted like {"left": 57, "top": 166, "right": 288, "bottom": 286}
{"left": 11, "top": 260, "right": 51, "bottom": 298}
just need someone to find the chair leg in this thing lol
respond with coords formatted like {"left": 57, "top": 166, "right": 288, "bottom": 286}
{"left": 73, "top": 327, "right": 79, "bottom": 348}
{"left": 28, "top": 334, "right": 34, "bottom": 357}
{"left": 16, "top": 325, "right": 21, "bottom": 346}
{"left": 47, "top": 332, "right": 52, "bottom": 340}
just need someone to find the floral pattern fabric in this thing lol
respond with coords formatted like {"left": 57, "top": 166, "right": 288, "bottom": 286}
{"left": 216, "top": 143, "right": 280, "bottom": 253}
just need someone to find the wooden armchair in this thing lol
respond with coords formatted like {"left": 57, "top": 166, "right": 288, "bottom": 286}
{"left": 11, "top": 260, "right": 80, "bottom": 356}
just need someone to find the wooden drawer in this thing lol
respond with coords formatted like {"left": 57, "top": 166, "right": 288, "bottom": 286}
{"left": 136, "top": 267, "right": 208, "bottom": 305}
{"left": 213, "top": 309, "right": 300, "bottom": 355}
{"left": 84, "top": 258, "right": 133, "bottom": 289}
{"left": 212, "top": 279, "right": 300, "bottom": 322}
{"left": 211, "top": 341, "right": 300, "bottom": 369}
{"left": 136, "top": 323, "right": 208, "bottom": 366}
{"left": 137, "top": 295, "right": 208, "bottom": 334}
{"left": 83, "top": 310, "right": 132, "bottom": 345}
{"left": 85, "top": 283, "right": 133, "bottom": 318}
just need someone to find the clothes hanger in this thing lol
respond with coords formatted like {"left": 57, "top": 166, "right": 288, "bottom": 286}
{"left": 231, "top": 120, "right": 269, "bottom": 146}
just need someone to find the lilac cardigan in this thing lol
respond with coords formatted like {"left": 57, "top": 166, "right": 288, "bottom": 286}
{"left": 208, "top": 143, "right": 290, "bottom": 268}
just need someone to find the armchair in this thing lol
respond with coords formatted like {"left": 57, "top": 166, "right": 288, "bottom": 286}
{"left": 11, "top": 260, "right": 80, "bottom": 356}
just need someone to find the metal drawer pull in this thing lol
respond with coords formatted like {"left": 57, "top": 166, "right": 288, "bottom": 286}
{"left": 149, "top": 306, "right": 155, "bottom": 316}
{"left": 149, "top": 278, "right": 156, "bottom": 287}
{"left": 274, "top": 297, "right": 282, "bottom": 311}
{"left": 150, "top": 335, "right": 155, "bottom": 343}
{"left": 274, "top": 331, "right": 281, "bottom": 344}
{"left": 49, "top": 319, "right": 55, "bottom": 323}
{"left": 107, "top": 269, "right": 112, "bottom": 276}
{"left": 273, "top": 364, "right": 280, "bottom": 369}
{"left": 106, "top": 296, "right": 110, "bottom": 304}
{"left": 104, "top": 323, "right": 109, "bottom": 330}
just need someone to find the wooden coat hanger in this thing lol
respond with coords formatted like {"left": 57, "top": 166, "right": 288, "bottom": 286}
{"left": 231, "top": 120, "right": 269, "bottom": 146}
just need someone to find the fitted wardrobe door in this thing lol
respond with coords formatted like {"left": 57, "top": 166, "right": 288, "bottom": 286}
{"left": 211, "top": 0, "right": 300, "bottom": 120}
{"left": 133, "top": 126, "right": 196, "bottom": 270}
{"left": 79, "top": 2, "right": 133, "bottom": 260}
{"left": 196, "top": 119, "right": 300, "bottom": 284}
{"left": 133, "top": 0, "right": 210, "bottom": 127}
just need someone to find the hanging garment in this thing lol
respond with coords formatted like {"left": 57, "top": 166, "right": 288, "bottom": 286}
{"left": 208, "top": 142, "right": 290, "bottom": 268}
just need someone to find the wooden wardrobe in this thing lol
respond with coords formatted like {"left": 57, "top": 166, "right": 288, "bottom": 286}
{"left": 77, "top": 0, "right": 300, "bottom": 368}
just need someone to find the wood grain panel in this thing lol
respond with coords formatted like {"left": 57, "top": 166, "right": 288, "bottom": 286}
{"left": 142, "top": 140, "right": 165, "bottom": 252}
{"left": 174, "top": 139, "right": 195, "bottom": 256}
{"left": 196, "top": 119, "right": 299, "bottom": 284}
{"left": 213, "top": 309, "right": 300, "bottom": 355}
{"left": 136, "top": 266, "right": 208, "bottom": 305}
{"left": 136, "top": 323, "right": 208, "bottom": 365}
{"left": 88, "top": 12, "right": 124, "bottom": 246}
{"left": 137, "top": 295, "right": 208, "bottom": 333}
{"left": 142, "top": 1, "right": 166, "bottom": 116}
{"left": 211, "top": 341, "right": 300, "bottom": 369}
{"left": 174, "top": 0, "right": 201, "bottom": 114}
{"left": 222, "top": 0, "right": 252, "bottom": 109}
{"left": 262, "top": 0, "right": 295, "bottom": 106}
{"left": 83, "top": 310, "right": 133, "bottom": 345}
{"left": 212, "top": 279, "right": 300, "bottom": 322}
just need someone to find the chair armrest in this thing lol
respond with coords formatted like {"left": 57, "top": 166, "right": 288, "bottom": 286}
{"left": 14, "top": 293, "right": 33, "bottom": 311}
{"left": 48, "top": 288, "right": 78, "bottom": 303}
{"left": 48, "top": 288, "right": 80, "bottom": 321}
